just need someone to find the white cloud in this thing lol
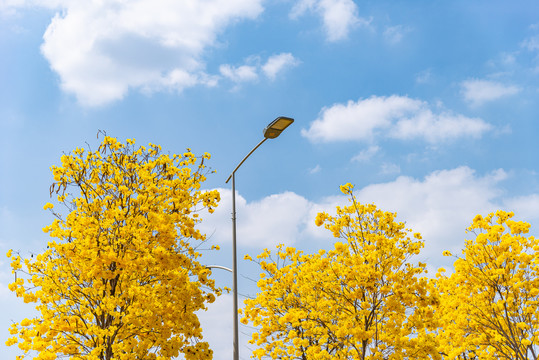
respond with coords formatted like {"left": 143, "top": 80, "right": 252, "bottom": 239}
{"left": 389, "top": 111, "right": 491, "bottom": 143}
{"left": 415, "top": 69, "right": 432, "bottom": 84}
{"left": 219, "top": 64, "right": 258, "bottom": 83}
{"left": 301, "top": 95, "right": 491, "bottom": 143}
{"left": 521, "top": 34, "right": 539, "bottom": 52}
{"left": 198, "top": 294, "right": 233, "bottom": 360}
{"left": 199, "top": 167, "right": 539, "bottom": 266}
{"left": 379, "top": 162, "right": 400, "bottom": 175}
{"left": 357, "top": 167, "right": 508, "bottom": 260}
{"left": 289, "top": 0, "right": 316, "bottom": 17}
{"left": 237, "top": 192, "right": 311, "bottom": 247}
{"left": 504, "top": 194, "right": 539, "bottom": 223}
{"left": 198, "top": 293, "right": 255, "bottom": 360}
{"left": 383, "top": 25, "right": 410, "bottom": 44}
{"left": 302, "top": 96, "right": 420, "bottom": 142}
{"left": 460, "top": 79, "right": 521, "bottom": 106}
{"left": 6, "top": 0, "right": 264, "bottom": 106}
{"left": 200, "top": 189, "right": 314, "bottom": 248}
{"left": 500, "top": 52, "right": 517, "bottom": 66}
{"left": 195, "top": 167, "right": 539, "bottom": 293}
{"left": 262, "top": 53, "right": 300, "bottom": 80}
{"left": 219, "top": 53, "right": 300, "bottom": 87}
{"left": 309, "top": 164, "right": 322, "bottom": 174}
{"left": 290, "top": 0, "right": 370, "bottom": 41}
{"left": 351, "top": 145, "right": 379, "bottom": 163}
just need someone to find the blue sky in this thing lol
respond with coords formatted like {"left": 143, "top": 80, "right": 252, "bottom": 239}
{"left": 1, "top": 0, "right": 539, "bottom": 359}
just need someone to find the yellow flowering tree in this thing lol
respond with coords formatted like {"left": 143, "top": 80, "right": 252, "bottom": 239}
{"left": 6, "top": 136, "right": 221, "bottom": 360}
{"left": 242, "top": 184, "right": 440, "bottom": 360}
{"left": 436, "top": 210, "right": 539, "bottom": 359}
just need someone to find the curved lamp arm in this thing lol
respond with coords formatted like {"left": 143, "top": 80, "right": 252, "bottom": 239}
{"left": 225, "top": 116, "right": 294, "bottom": 184}
{"left": 206, "top": 265, "right": 233, "bottom": 273}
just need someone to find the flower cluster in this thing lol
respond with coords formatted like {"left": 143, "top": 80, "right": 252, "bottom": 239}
{"left": 436, "top": 210, "right": 539, "bottom": 359}
{"left": 242, "top": 184, "right": 439, "bottom": 360}
{"left": 6, "top": 136, "right": 221, "bottom": 360}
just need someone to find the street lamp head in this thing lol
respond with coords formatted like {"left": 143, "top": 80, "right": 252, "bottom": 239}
{"left": 263, "top": 116, "right": 294, "bottom": 139}
{"left": 226, "top": 116, "right": 295, "bottom": 184}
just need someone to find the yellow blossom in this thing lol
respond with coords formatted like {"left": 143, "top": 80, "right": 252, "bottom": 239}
{"left": 6, "top": 136, "right": 221, "bottom": 360}
{"left": 243, "top": 184, "right": 438, "bottom": 360}
{"left": 436, "top": 210, "right": 539, "bottom": 359}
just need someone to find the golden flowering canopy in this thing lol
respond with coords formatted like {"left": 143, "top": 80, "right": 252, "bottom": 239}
{"left": 436, "top": 210, "right": 539, "bottom": 360}
{"left": 242, "top": 184, "right": 439, "bottom": 360}
{"left": 6, "top": 136, "right": 221, "bottom": 360}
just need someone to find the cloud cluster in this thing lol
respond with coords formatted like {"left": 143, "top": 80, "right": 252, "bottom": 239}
{"left": 4, "top": 0, "right": 265, "bottom": 105}
{"left": 1, "top": 0, "right": 373, "bottom": 105}
{"left": 461, "top": 79, "right": 521, "bottom": 106}
{"left": 383, "top": 25, "right": 410, "bottom": 44}
{"left": 219, "top": 64, "right": 258, "bottom": 84}
{"left": 219, "top": 53, "right": 300, "bottom": 85}
{"left": 357, "top": 167, "right": 509, "bottom": 259}
{"left": 351, "top": 145, "right": 380, "bottom": 163}
{"left": 262, "top": 53, "right": 301, "bottom": 80}
{"left": 521, "top": 34, "right": 539, "bottom": 52}
{"left": 200, "top": 189, "right": 317, "bottom": 248}
{"left": 301, "top": 95, "right": 492, "bottom": 143}
{"left": 504, "top": 194, "right": 539, "bottom": 223}
{"left": 200, "top": 167, "right": 538, "bottom": 263}
{"left": 2, "top": 0, "right": 367, "bottom": 105}
{"left": 197, "top": 294, "right": 234, "bottom": 359}
{"left": 290, "top": 0, "right": 370, "bottom": 41}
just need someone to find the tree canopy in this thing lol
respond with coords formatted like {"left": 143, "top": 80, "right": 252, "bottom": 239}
{"left": 6, "top": 136, "right": 221, "bottom": 360}
{"left": 242, "top": 184, "right": 439, "bottom": 360}
{"left": 436, "top": 210, "right": 539, "bottom": 360}
{"left": 7, "top": 140, "right": 539, "bottom": 360}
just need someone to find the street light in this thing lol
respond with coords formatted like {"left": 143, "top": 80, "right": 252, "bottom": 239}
{"left": 225, "top": 116, "right": 294, "bottom": 360}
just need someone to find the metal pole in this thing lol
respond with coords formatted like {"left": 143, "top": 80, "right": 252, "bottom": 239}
{"left": 231, "top": 172, "right": 239, "bottom": 360}
{"left": 220, "top": 117, "right": 293, "bottom": 360}
{"left": 226, "top": 138, "right": 267, "bottom": 360}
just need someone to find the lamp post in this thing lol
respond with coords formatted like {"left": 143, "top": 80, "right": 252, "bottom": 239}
{"left": 225, "top": 116, "right": 294, "bottom": 360}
